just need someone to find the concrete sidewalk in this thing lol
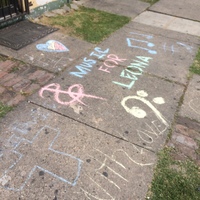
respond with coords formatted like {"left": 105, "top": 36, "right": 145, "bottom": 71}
{"left": 0, "top": 0, "right": 200, "bottom": 199}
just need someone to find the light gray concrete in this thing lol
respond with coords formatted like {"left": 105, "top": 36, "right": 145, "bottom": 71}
{"left": 179, "top": 75, "right": 200, "bottom": 122}
{"left": 149, "top": 0, "right": 200, "bottom": 22}
{"left": 0, "top": 31, "right": 94, "bottom": 73}
{"left": 0, "top": 103, "right": 155, "bottom": 199}
{"left": 29, "top": 24, "right": 188, "bottom": 152}
{"left": 0, "top": 0, "right": 200, "bottom": 199}
{"left": 133, "top": 11, "right": 200, "bottom": 37}
{"left": 97, "top": 22, "right": 199, "bottom": 85}
{"left": 82, "top": 0, "right": 150, "bottom": 18}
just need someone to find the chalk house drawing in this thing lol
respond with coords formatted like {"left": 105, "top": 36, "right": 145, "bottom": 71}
{"left": 36, "top": 40, "right": 69, "bottom": 52}
{"left": 121, "top": 90, "right": 170, "bottom": 144}
{"left": 39, "top": 83, "right": 106, "bottom": 106}
{"left": 0, "top": 126, "right": 82, "bottom": 191}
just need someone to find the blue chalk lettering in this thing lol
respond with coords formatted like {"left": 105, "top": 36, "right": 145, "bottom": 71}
{"left": 70, "top": 65, "right": 91, "bottom": 78}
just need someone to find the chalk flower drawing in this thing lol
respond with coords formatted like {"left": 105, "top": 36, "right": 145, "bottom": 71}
{"left": 39, "top": 83, "right": 106, "bottom": 106}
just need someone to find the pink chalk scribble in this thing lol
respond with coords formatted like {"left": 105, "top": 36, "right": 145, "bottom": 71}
{"left": 39, "top": 83, "right": 106, "bottom": 106}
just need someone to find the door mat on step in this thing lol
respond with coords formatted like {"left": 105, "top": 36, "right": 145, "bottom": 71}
{"left": 0, "top": 20, "right": 58, "bottom": 50}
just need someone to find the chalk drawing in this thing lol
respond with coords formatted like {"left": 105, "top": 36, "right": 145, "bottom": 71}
{"left": 153, "top": 97, "right": 165, "bottom": 104}
{"left": 121, "top": 90, "right": 169, "bottom": 126}
{"left": 12, "top": 122, "right": 35, "bottom": 135}
{"left": 177, "top": 42, "right": 193, "bottom": 53}
{"left": 70, "top": 104, "right": 83, "bottom": 114}
{"left": 8, "top": 110, "right": 50, "bottom": 140}
{"left": 189, "top": 98, "right": 200, "bottom": 115}
{"left": 130, "top": 32, "right": 153, "bottom": 40}
{"left": 161, "top": 42, "right": 193, "bottom": 54}
{"left": 162, "top": 43, "right": 175, "bottom": 54}
{"left": 70, "top": 57, "right": 97, "bottom": 78}
{"left": 113, "top": 56, "right": 152, "bottom": 89}
{"left": 161, "top": 42, "right": 194, "bottom": 54}
{"left": 36, "top": 40, "right": 69, "bottom": 52}
{"left": 127, "top": 32, "right": 157, "bottom": 55}
{"left": 24, "top": 54, "right": 34, "bottom": 62}
{"left": 95, "top": 148, "right": 153, "bottom": 168}
{"left": 121, "top": 90, "right": 169, "bottom": 144}
{"left": 39, "top": 83, "right": 106, "bottom": 106}
{"left": 126, "top": 32, "right": 193, "bottom": 55}
{"left": 70, "top": 47, "right": 109, "bottom": 78}
{"left": 0, "top": 126, "right": 82, "bottom": 191}
{"left": 81, "top": 174, "right": 115, "bottom": 200}
{"left": 99, "top": 54, "right": 127, "bottom": 73}
{"left": 90, "top": 47, "right": 110, "bottom": 60}
{"left": 81, "top": 146, "right": 153, "bottom": 199}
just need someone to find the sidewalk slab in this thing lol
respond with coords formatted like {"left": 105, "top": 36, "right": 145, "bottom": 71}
{"left": 82, "top": 0, "right": 150, "bottom": 18}
{"left": 133, "top": 11, "right": 200, "bottom": 37}
{"left": 97, "top": 22, "right": 199, "bottom": 85}
{"left": 0, "top": 103, "right": 156, "bottom": 199}
{"left": 179, "top": 75, "right": 200, "bottom": 123}
{"left": 29, "top": 39, "right": 185, "bottom": 152}
{"left": 149, "top": 0, "right": 200, "bottom": 21}
{"left": 126, "top": 22, "right": 200, "bottom": 45}
{"left": 0, "top": 32, "right": 94, "bottom": 73}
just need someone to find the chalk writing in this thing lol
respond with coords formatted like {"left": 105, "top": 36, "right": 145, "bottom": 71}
{"left": 81, "top": 174, "right": 115, "bottom": 200}
{"left": 162, "top": 43, "right": 175, "bottom": 54}
{"left": 0, "top": 126, "right": 82, "bottom": 191}
{"left": 39, "top": 83, "right": 106, "bottom": 106}
{"left": 36, "top": 40, "right": 69, "bottom": 52}
{"left": 90, "top": 47, "right": 110, "bottom": 59}
{"left": 81, "top": 146, "right": 153, "bottom": 199}
{"left": 98, "top": 54, "right": 127, "bottom": 73}
{"left": 24, "top": 54, "right": 68, "bottom": 70}
{"left": 127, "top": 32, "right": 193, "bottom": 55}
{"left": 113, "top": 56, "right": 152, "bottom": 89}
{"left": 70, "top": 47, "right": 109, "bottom": 78}
{"left": 136, "top": 121, "right": 168, "bottom": 145}
{"left": 127, "top": 32, "right": 157, "bottom": 55}
{"left": 69, "top": 57, "right": 97, "bottom": 78}
{"left": 177, "top": 42, "right": 193, "bottom": 53}
{"left": 162, "top": 42, "right": 193, "bottom": 54}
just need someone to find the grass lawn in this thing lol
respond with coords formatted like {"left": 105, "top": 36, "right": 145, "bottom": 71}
{"left": 190, "top": 47, "right": 200, "bottom": 75}
{"left": 148, "top": 148, "right": 200, "bottom": 200}
{"left": 140, "top": 0, "right": 160, "bottom": 5}
{"left": 0, "top": 102, "right": 12, "bottom": 118}
{"left": 39, "top": 6, "right": 130, "bottom": 44}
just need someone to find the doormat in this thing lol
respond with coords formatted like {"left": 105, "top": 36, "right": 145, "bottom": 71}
{"left": 0, "top": 20, "right": 58, "bottom": 50}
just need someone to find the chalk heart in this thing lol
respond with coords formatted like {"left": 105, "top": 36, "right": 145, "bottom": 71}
{"left": 36, "top": 40, "right": 69, "bottom": 52}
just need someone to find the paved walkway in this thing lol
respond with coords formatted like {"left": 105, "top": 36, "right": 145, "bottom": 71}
{"left": 0, "top": 0, "right": 200, "bottom": 199}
